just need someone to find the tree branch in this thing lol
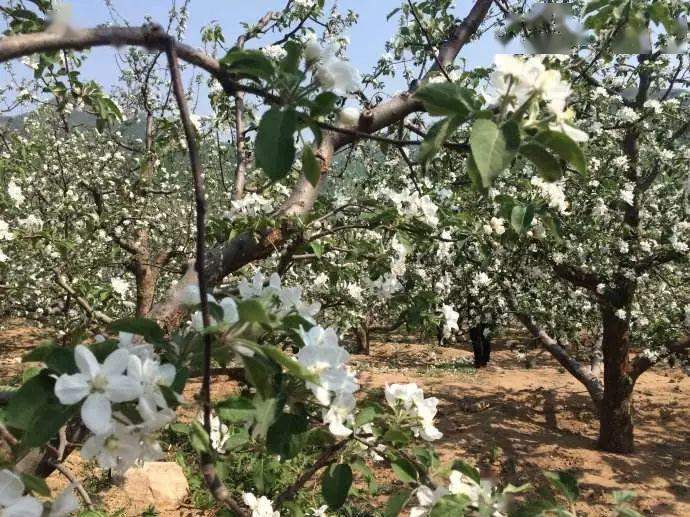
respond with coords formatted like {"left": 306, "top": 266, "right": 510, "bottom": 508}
{"left": 53, "top": 271, "right": 114, "bottom": 324}
{"left": 515, "top": 312, "right": 604, "bottom": 404}
{"left": 630, "top": 335, "right": 690, "bottom": 380}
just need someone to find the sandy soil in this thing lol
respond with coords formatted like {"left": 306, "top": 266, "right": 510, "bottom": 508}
{"left": 352, "top": 335, "right": 690, "bottom": 516}
{"left": 2, "top": 322, "right": 688, "bottom": 516}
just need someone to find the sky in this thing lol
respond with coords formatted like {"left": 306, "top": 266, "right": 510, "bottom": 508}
{"left": 1, "top": 0, "right": 521, "bottom": 115}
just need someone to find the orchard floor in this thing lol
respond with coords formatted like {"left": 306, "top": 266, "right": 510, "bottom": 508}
{"left": 1, "top": 323, "right": 689, "bottom": 516}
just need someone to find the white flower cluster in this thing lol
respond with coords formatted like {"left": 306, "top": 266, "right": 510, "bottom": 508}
{"left": 54, "top": 340, "right": 178, "bottom": 472}
{"left": 226, "top": 192, "right": 273, "bottom": 218}
{"left": 530, "top": 176, "right": 569, "bottom": 214}
{"left": 384, "top": 383, "right": 442, "bottom": 441}
{"left": 7, "top": 180, "right": 25, "bottom": 205}
{"left": 110, "top": 276, "right": 130, "bottom": 297}
{"left": 242, "top": 492, "right": 280, "bottom": 517}
{"left": 237, "top": 270, "right": 321, "bottom": 321}
{"left": 620, "top": 181, "right": 635, "bottom": 206}
{"left": 261, "top": 44, "right": 288, "bottom": 60}
{"left": 304, "top": 39, "right": 361, "bottom": 96}
{"left": 0, "top": 219, "right": 12, "bottom": 241}
{"left": 441, "top": 304, "right": 460, "bottom": 338}
{"left": 0, "top": 469, "right": 79, "bottom": 517}
{"left": 485, "top": 55, "right": 587, "bottom": 142}
{"left": 382, "top": 187, "right": 439, "bottom": 227}
{"left": 297, "top": 326, "right": 359, "bottom": 437}
{"left": 410, "top": 470, "right": 504, "bottom": 516}
{"left": 483, "top": 217, "right": 506, "bottom": 236}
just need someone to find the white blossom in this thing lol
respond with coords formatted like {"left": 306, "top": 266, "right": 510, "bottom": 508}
{"left": 0, "top": 469, "right": 43, "bottom": 517}
{"left": 54, "top": 346, "right": 141, "bottom": 434}
{"left": 242, "top": 492, "right": 279, "bottom": 517}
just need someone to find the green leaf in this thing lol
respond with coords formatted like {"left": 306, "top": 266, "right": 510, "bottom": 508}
{"left": 217, "top": 396, "right": 255, "bottom": 423}
{"left": 243, "top": 354, "right": 278, "bottom": 398}
{"left": 5, "top": 372, "right": 55, "bottom": 430}
{"left": 322, "top": 463, "right": 353, "bottom": 509}
{"left": 390, "top": 457, "right": 418, "bottom": 483}
{"left": 510, "top": 204, "right": 535, "bottom": 234}
{"left": 450, "top": 460, "right": 481, "bottom": 485}
{"left": 255, "top": 107, "right": 298, "bottom": 181}
{"left": 267, "top": 412, "right": 308, "bottom": 458}
{"left": 536, "top": 130, "right": 587, "bottom": 174}
{"left": 237, "top": 299, "right": 269, "bottom": 323}
{"left": 521, "top": 142, "right": 563, "bottom": 181}
{"left": 109, "top": 318, "right": 165, "bottom": 343}
{"left": 544, "top": 470, "right": 580, "bottom": 502}
{"left": 310, "top": 241, "right": 324, "bottom": 257}
{"left": 22, "top": 345, "right": 76, "bottom": 374}
{"left": 280, "top": 41, "right": 302, "bottom": 74}
{"left": 262, "top": 346, "right": 318, "bottom": 382}
{"left": 418, "top": 116, "right": 462, "bottom": 163}
{"left": 429, "top": 494, "right": 471, "bottom": 516}
{"left": 221, "top": 48, "right": 274, "bottom": 80}
{"left": 470, "top": 119, "right": 519, "bottom": 187}
{"left": 384, "top": 489, "right": 412, "bottom": 517}
{"left": 20, "top": 473, "right": 50, "bottom": 497}
{"left": 465, "top": 155, "right": 485, "bottom": 192}
{"left": 252, "top": 396, "right": 281, "bottom": 439}
{"left": 414, "top": 83, "right": 474, "bottom": 117}
{"left": 89, "top": 340, "right": 118, "bottom": 362}
{"left": 22, "top": 402, "right": 78, "bottom": 448}
{"left": 302, "top": 146, "right": 321, "bottom": 187}
{"left": 354, "top": 404, "right": 379, "bottom": 428}
{"left": 224, "top": 427, "right": 250, "bottom": 450}
{"left": 310, "top": 91, "right": 339, "bottom": 118}
{"left": 351, "top": 459, "right": 378, "bottom": 494}
{"left": 189, "top": 420, "right": 211, "bottom": 453}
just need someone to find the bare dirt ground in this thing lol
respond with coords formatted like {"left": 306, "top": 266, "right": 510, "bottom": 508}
{"left": 352, "top": 335, "right": 690, "bottom": 516}
{"left": 2, "top": 322, "right": 689, "bottom": 516}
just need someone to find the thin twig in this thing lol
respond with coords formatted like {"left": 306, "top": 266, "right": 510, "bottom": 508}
{"left": 165, "top": 38, "right": 248, "bottom": 517}
{"left": 407, "top": 0, "right": 452, "bottom": 82}
{"left": 0, "top": 422, "right": 18, "bottom": 447}
{"left": 53, "top": 271, "right": 114, "bottom": 324}
{"left": 50, "top": 461, "right": 95, "bottom": 510}
{"left": 274, "top": 440, "right": 348, "bottom": 507}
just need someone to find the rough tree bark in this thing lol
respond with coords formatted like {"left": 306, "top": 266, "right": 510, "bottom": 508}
{"left": 598, "top": 307, "right": 635, "bottom": 453}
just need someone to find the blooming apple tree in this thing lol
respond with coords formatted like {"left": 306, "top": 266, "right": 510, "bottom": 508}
{"left": 0, "top": 0, "right": 687, "bottom": 515}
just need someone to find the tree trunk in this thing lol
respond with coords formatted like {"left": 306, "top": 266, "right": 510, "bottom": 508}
{"left": 354, "top": 322, "right": 370, "bottom": 355}
{"left": 133, "top": 262, "right": 159, "bottom": 317}
{"left": 469, "top": 324, "right": 491, "bottom": 368}
{"left": 598, "top": 309, "right": 635, "bottom": 453}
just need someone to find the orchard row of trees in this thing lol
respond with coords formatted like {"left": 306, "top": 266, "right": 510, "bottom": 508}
{"left": 0, "top": 0, "right": 689, "bottom": 515}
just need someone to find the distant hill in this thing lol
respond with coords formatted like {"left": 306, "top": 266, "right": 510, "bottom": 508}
{"left": 0, "top": 109, "right": 146, "bottom": 139}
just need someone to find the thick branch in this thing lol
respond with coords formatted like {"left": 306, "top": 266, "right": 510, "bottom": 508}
{"left": 516, "top": 312, "right": 604, "bottom": 404}
{"left": 630, "top": 335, "right": 690, "bottom": 380}
{"left": 0, "top": 24, "right": 278, "bottom": 102}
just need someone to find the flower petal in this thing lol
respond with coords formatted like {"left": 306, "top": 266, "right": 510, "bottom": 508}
{"left": 157, "top": 364, "right": 176, "bottom": 387}
{"left": 54, "top": 373, "right": 90, "bottom": 405}
{"left": 105, "top": 375, "right": 141, "bottom": 403}
{"left": 126, "top": 354, "right": 143, "bottom": 382}
{"left": 0, "top": 469, "right": 24, "bottom": 507}
{"left": 74, "top": 345, "right": 99, "bottom": 378}
{"left": 4, "top": 495, "right": 44, "bottom": 517}
{"left": 49, "top": 486, "right": 80, "bottom": 517}
{"left": 81, "top": 393, "right": 112, "bottom": 434}
{"left": 101, "top": 348, "right": 130, "bottom": 376}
